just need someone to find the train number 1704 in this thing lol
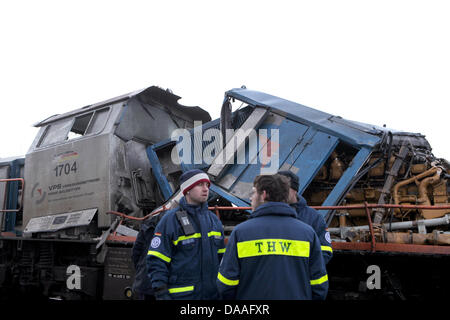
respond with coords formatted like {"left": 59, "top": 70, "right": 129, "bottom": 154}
{"left": 54, "top": 161, "right": 78, "bottom": 177}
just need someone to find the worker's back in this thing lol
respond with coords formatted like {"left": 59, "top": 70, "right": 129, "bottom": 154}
{"left": 218, "top": 202, "right": 328, "bottom": 300}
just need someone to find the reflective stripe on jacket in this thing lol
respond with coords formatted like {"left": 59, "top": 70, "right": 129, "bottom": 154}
{"left": 146, "top": 196, "right": 226, "bottom": 300}
{"left": 217, "top": 202, "right": 328, "bottom": 300}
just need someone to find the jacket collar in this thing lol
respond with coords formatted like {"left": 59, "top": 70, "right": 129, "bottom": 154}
{"left": 251, "top": 202, "right": 297, "bottom": 218}
{"left": 179, "top": 196, "right": 208, "bottom": 214}
{"left": 291, "top": 195, "right": 307, "bottom": 211}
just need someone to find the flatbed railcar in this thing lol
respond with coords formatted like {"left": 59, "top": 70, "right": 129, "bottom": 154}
{"left": 1, "top": 85, "right": 449, "bottom": 300}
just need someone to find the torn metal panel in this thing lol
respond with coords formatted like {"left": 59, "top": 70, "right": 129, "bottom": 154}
{"left": 114, "top": 87, "right": 211, "bottom": 144}
{"left": 225, "top": 88, "right": 383, "bottom": 148}
{"left": 23, "top": 208, "right": 97, "bottom": 233}
{"left": 207, "top": 107, "right": 269, "bottom": 178}
{"left": 281, "top": 128, "right": 339, "bottom": 195}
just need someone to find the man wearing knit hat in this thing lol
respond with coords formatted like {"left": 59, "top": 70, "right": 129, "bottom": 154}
{"left": 147, "top": 169, "right": 226, "bottom": 300}
{"left": 278, "top": 170, "right": 333, "bottom": 265}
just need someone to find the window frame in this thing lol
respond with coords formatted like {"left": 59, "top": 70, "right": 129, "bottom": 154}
{"left": 36, "top": 107, "right": 111, "bottom": 149}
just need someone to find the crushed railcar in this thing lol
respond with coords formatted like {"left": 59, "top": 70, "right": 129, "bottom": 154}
{"left": 0, "top": 85, "right": 449, "bottom": 300}
{"left": 150, "top": 87, "right": 450, "bottom": 299}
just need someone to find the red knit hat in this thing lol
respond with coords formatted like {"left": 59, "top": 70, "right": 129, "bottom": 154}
{"left": 179, "top": 169, "right": 210, "bottom": 195}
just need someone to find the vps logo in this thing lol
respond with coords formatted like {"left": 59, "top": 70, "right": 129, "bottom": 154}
{"left": 31, "top": 182, "right": 47, "bottom": 205}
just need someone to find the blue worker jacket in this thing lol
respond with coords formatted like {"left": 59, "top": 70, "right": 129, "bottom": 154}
{"left": 131, "top": 218, "right": 155, "bottom": 297}
{"left": 217, "top": 202, "right": 328, "bottom": 300}
{"left": 147, "top": 197, "right": 226, "bottom": 300}
{"left": 292, "top": 195, "right": 333, "bottom": 264}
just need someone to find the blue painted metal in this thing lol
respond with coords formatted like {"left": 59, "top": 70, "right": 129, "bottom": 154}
{"left": 216, "top": 116, "right": 276, "bottom": 190}
{"left": 215, "top": 115, "right": 311, "bottom": 202}
{"left": 221, "top": 116, "right": 310, "bottom": 193}
{"left": 147, "top": 139, "right": 253, "bottom": 208}
{"left": 317, "top": 147, "right": 372, "bottom": 218}
{"left": 276, "top": 127, "right": 340, "bottom": 196}
{"left": 292, "top": 130, "right": 339, "bottom": 195}
{"left": 145, "top": 89, "right": 384, "bottom": 218}
{"left": 225, "top": 88, "right": 383, "bottom": 148}
{"left": 209, "top": 184, "right": 251, "bottom": 209}
{"left": 146, "top": 119, "right": 223, "bottom": 201}
{"left": 146, "top": 146, "right": 173, "bottom": 201}
{"left": 166, "top": 106, "right": 254, "bottom": 175}
{"left": 180, "top": 118, "right": 222, "bottom": 172}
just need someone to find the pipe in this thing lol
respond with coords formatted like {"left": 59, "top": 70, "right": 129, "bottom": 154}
{"left": 338, "top": 214, "right": 347, "bottom": 228}
{"left": 392, "top": 167, "right": 438, "bottom": 214}
{"left": 417, "top": 168, "right": 442, "bottom": 206}
{"left": 312, "top": 204, "right": 450, "bottom": 211}
{"left": 329, "top": 214, "right": 450, "bottom": 235}
{"left": 385, "top": 231, "right": 450, "bottom": 245}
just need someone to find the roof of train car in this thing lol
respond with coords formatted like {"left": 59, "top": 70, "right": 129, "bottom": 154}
{"left": 34, "top": 86, "right": 211, "bottom": 127}
{"left": 225, "top": 88, "right": 426, "bottom": 148}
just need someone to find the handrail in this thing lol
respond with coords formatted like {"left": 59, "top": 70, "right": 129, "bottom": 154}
{"left": 0, "top": 178, "right": 25, "bottom": 212}
{"left": 105, "top": 203, "right": 450, "bottom": 254}
{"left": 364, "top": 202, "right": 376, "bottom": 252}
{"left": 106, "top": 205, "right": 167, "bottom": 221}
{"left": 106, "top": 203, "right": 450, "bottom": 221}
{"left": 311, "top": 204, "right": 450, "bottom": 210}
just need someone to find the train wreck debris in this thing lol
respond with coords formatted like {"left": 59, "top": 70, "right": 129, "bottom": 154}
{"left": 0, "top": 85, "right": 448, "bottom": 300}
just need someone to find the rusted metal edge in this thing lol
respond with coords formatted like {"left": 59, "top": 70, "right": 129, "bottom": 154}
{"left": 0, "top": 232, "right": 16, "bottom": 237}
{"left": 332, "top": 242, "right": 450, "bottom": 255}
{"left": 106, "top": 234, "right": 137, "bottom": 243}
{"left": 364, "top": 201, "right": 376, "bottom": 253}
{"left": 106, "top": 204, "right": 450, "bottom": 222}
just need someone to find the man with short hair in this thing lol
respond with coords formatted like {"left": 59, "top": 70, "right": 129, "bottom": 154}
{"left": 147, "top": 169, "right": 226, "bottom": 300}
{"left": 217, "top": 174, "right": 328, "bottom": 300}
{"left": 278, "top": 170, "right": 333, "bottom": 265}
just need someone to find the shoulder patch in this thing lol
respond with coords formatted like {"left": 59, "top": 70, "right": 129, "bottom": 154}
{"left": 325, "top": 231, "right": 331, "bottom": 244}
{"left": 151, "top": 237, "right": 161, "bottom": 248}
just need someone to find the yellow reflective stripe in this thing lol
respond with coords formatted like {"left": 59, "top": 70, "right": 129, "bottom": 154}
{"left": 173, "top": 231, "right": 222, "bottom": 245}
{"left": 147, "top": 250, "right": 171, "bottom": 263}
{"left": 310, "top": 274, "right": 328, "bottom": 285}
{"left": 217, "top": 272, "right": 239, "bottom": 286}
{"left": 237, "top": 239, "right": 310, "bottom": 258}
{"left": 168, "top": 286, "right": 194, "bottom": 294}
{"left": 208, "top": 231, "right": 222, "bottom": 238}
{"left": 218, "top": 248, "right": 226, "bottom": 254}
{"left": 321, "top": 245, "right": 333, "bottom": 253}
{"left": 173, "top": 233, "right": 201, "bottom": 245}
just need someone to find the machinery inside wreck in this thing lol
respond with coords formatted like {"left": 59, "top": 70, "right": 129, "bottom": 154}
{"left": 1, "top": 85, "right": 449, "bottom": 300}
{"left": 305, "top": 137, "right": 450, "bottom": 246}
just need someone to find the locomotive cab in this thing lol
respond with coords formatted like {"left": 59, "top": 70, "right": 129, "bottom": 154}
{"left": 22, "top": 86, "right": 210, "bottom": 238}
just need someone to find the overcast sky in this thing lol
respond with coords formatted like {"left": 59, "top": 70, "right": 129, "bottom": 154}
{"left": 1, "top": 1, "right": 449, "bottom": 161}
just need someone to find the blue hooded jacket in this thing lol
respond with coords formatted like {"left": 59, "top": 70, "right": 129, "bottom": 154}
{"left": 146, "top": 196, "right": 225, "bottom": 300}
{"left": 217, "top": 202, "right": 328, "bottom": 300}
{"left": 292, "top": 195, "right": 333, "bottom": 265}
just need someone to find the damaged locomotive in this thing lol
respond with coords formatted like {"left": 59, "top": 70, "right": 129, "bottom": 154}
{"left": 0, "top": 85, "right": 448, "bottom": 300}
